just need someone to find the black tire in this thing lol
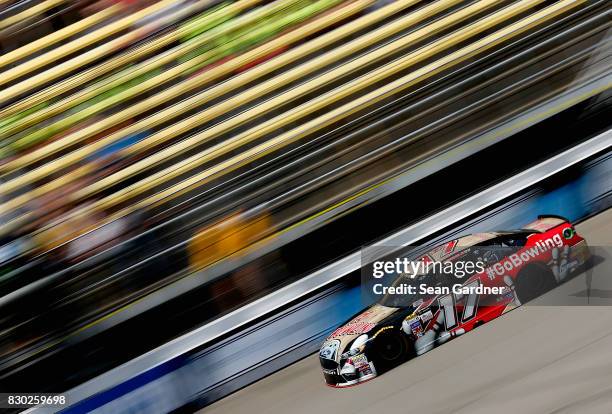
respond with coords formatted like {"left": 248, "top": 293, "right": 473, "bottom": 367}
{"left": 515, "top": 264, "right": 556, "bottom": 304}
{"left": 372, "top": 329, "right": 411, "bottom": 372}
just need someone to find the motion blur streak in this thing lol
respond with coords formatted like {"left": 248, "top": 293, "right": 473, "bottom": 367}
{"left": 3, "top": 0, "right": 580, "bottom": 233}
{"left": 0, "top": 0, "right": 609, "bottom": 410}
{"left": 0, "top": 4, "right": 122, "bottom": 68}
{"left": 0, "top": 0, "right": 386, "bottom": 193}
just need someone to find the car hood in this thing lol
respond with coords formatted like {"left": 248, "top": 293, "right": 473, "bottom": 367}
{"left": 322, "top": 304, "right": 399, "bottom": 361}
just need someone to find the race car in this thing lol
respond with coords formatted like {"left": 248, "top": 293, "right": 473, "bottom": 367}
{"left": 319, "top": 215, "right": 590, "bottom": 387}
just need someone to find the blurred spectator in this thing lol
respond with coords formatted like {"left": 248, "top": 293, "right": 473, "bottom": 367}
{"left": 189, "top": 210, "right": 273, "bottom": 309}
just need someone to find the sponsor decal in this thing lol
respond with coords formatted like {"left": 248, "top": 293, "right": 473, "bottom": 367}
{"left": 331, "top": 322, "right": 376, "bottom": 337}
{"left": 407, "top": 316, "right": 419, "bottom": 325}
{"left": 419, "top": 309, "right": 433, "bottom": 323}
{"left": 485, "top": 234, "right": 564, "bottom": 280}
{"left": 372, "top": 326, "right": 394, "bottom": 339}
{"left": 351, "top": 354, "right": 369, "bottom": 369}
{"left": 330, "top": 309, "right": 379, "bottom": 337}
{"left": 409, "top": 319, "right": 423, "bottom": 337}
{"left": 320, "top": 340, "right": 340, "bottom": 360}
{"left": 350, "top": 354, "right": 372, "bottom": 374}
{"left": 322, "top": 368, "right": 337, "bottom": 375}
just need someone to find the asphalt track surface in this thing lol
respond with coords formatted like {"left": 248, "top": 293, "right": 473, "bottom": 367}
{"left": 204, "top": 208, "right": 612, "bottom": 414}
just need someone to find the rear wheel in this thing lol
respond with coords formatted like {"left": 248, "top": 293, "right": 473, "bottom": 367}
{"left": 515, "top": 264, "right": 556, "bottom": 303}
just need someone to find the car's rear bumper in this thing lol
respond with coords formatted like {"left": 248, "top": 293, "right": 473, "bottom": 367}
{"left": 570, "top": 239, "right": 590, "bottom": 265}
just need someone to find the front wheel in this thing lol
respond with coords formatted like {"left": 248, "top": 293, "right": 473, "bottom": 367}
{"left": 371, "top": 329, "right": 412, "bottom": 372}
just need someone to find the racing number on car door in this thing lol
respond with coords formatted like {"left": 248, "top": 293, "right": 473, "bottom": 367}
{"left": 438, "top": 280, "right": 480, "bottom": 330}
{"left": 438, "top": 294, "right": 457, "bottom": 330}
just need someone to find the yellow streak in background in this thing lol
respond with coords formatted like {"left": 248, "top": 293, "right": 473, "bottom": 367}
{"left": 74, "top": 0, "right": 547, "bottom": 211}
{"left": 0, "top": 0, "right": 303, "bottom": 141}
{"left": 0, "top": 0, "right": 68, "bottom": 31}
{"left": 0, "top": 0, "right": 586, "bottom": 241}
{"left": 0, "top": 0, "right": 402, "bottom": 203}
{"left": 0, "top": 0, "right": 263, "bottom": 102}
{"left": 0, "top": 0, "right": 260, "bottom": 118}
{"left": 0, "top": 4, "right": 122, "bottom": 69}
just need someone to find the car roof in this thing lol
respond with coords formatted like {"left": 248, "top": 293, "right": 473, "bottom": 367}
{"left": 424, "top": 229, "right": 539, "bottom": 261}
{"left": 456, "top": 232, "right": 499, "bottom": 247}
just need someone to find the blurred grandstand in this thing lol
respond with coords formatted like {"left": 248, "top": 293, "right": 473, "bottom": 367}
{"left": 0, "top": 0, "right": 609, "bottom": 410}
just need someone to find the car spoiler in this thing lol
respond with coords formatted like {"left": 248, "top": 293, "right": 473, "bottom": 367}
{"left": 523, "top": 215, "right": 570, "bottom": 232}
{"left": 537, "top": 214, "right": 570, "bottom": 222}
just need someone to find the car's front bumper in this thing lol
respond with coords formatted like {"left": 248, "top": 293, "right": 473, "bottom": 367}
{"left": 320, "top": 353, "right": 377, "bottom": 387}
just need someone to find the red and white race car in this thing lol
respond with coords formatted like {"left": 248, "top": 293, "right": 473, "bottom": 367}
{"left": 319, "top": 215, "right": 590, "bottom": 387}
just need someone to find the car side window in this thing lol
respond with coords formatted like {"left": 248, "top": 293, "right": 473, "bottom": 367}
{"left": 500, "top": 232, "right": 533, "bottom": 247}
